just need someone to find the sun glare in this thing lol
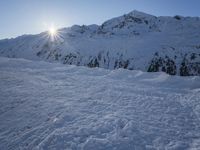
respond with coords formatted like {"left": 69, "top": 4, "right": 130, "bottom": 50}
{"left": 45, "top": 24, "right": 63, "bottom": 42}
{"left": 49, "top": 27, "right": 57, "bottom": 36}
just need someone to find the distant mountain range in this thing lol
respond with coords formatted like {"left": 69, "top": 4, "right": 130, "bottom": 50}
{"left": 0, "top": 10, "right": 200, "bottom": 76}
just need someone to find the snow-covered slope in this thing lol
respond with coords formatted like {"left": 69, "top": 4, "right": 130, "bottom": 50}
{"left": 0, "top": 10, "right": 200, "bottom": 75}
{"left": 0, "top": 57, "right": 200, "bottom": 149}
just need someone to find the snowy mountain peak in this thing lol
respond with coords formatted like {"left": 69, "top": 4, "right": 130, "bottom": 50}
{"left": 127, "top": 10, "right": 156, "bottom": 19}
{"left": 0, "top": 10, "right": 200, "bottom": 76}
{"left": 99, "top": 10, "right": 158, "bottom": 34}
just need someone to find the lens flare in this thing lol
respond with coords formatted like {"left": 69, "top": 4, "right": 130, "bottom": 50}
{"left": 42, "top": 24, "right": 64, "bottom": 42}
{"left": 49, "top": 27, "right": 57, "bottom": 36}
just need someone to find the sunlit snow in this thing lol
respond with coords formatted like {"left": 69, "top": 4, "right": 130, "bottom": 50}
{"left": 0, "top": 57, "right": 200, "bottom": 149}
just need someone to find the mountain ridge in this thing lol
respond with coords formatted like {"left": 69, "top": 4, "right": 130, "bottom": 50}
{"left": 0, "top": 10, "right": 200, "bottom": 76}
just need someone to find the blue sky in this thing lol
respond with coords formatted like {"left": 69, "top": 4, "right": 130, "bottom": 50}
{"left": 0, "top": 0, "right": 200, "bottom": 39}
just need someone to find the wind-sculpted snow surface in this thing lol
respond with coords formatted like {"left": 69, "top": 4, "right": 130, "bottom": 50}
{"left": 0, "top": 57, "right": 200, "bottom": 149}
{"left": 0, "top": 10, "right": 200, "bottom": 76}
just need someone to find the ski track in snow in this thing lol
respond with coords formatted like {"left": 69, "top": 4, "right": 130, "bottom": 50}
{"left": 0, "top": 57, "right": 200, "bottom": 150}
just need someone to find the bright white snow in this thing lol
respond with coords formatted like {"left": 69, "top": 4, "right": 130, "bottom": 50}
{"left": 0, "top": 57, "right": 200, "bottom": 149}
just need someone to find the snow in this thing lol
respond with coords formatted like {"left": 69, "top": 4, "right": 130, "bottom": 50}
{"left": 0, "top": 57, "right": 200, "bottom": 149}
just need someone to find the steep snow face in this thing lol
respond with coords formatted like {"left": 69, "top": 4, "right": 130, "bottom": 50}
{"left": 0, "top": 10, "right": 200, "bottom": 75}
{"left": 0, "top": 57, "right": 200, "bottom": 149}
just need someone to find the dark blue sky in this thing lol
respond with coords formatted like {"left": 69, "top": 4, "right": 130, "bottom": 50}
{"left": 0, "top": 0, "right": 200, "bottom": 39}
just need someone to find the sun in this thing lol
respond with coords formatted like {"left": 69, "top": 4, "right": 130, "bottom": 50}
{"left": 45, "top": 24, "right": 63, "bottom": 42}
{"left": 49, "top": 27, "right": 57, "bottom": 36}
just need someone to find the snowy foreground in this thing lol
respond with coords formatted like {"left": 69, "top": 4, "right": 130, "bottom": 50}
{"left": 0, "top": 57, "right": 200, "bottom": 150}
